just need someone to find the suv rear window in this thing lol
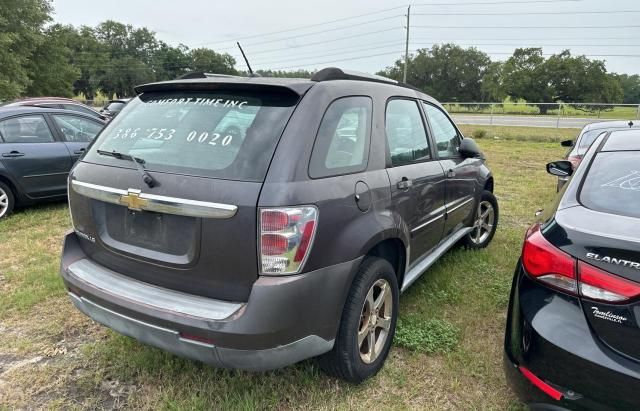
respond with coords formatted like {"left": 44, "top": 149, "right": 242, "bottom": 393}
{"left": 580, "top": 151, "right": 640, "bottom": 219}
{"left": 84, "top": 91, "right": 298, "bottom": 181}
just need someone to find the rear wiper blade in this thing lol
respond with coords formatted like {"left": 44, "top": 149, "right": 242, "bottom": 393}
{"left": 97, "top": 149, "right": 157, "bottom": 188}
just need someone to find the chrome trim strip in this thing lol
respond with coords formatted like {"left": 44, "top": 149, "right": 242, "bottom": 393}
{"left": 401, "top": 227, "right": 473, "bottom": 292}
{"left": 411, "top": 213, "right": 445, "bottom": 234}
{"left": 71, "top": 180, "right": 238, "bottom": 219}
{"left": 446, "top": 196, "right": 474, "bottom": 214}
{"left": 67, "top": 259, "right": 243, "bottom": 320}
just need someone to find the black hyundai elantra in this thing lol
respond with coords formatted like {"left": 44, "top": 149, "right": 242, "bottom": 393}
{"left": 505, "top": 128, "right": 640, "bottom": 410}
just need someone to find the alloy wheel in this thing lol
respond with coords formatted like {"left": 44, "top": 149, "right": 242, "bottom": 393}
{"left": 358, "top": 279, "right": 393, "bottom": 364}
{"left": 0, "top": 187, "right": 8, "bottom": 218}
{"left": 471, "top": 200, "right": 495, "bottom": 245}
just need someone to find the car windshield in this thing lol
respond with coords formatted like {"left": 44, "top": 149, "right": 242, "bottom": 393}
{"left": 84, "top": 90, "right": 298, "bottom": 181}
{"left": 580, "top": 151, "right": 640, "bottom": 219}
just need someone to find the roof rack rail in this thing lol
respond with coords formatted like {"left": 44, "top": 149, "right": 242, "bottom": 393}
{"left": 177, "top": 72, "right": 241, "bottom": 80}
{"left": 311, "top": 67, "right": 421, "bottom": 92}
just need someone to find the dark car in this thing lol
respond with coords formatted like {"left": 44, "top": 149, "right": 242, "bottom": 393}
{"left": 99, "top": 98, "right": 131, "bottom": 120}
{"left": 60, "top": 68, "right": 497, "bottom": 383}
{"left": 0, "top": 107, "right": 105, "bottom": 219}
{"left": 1, "top": 97, "right": 106, "bottom": 121}
{"left": 505, "top": 128, "right": 640, "bottom": 409}
{"left": 556, "top": 120, "right": 638, "bottom": 191}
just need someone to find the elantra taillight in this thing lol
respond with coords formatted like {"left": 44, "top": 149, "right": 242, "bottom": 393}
{"left": 522, "top": 224, "right": 640, "bottom": 303}
{"left": 259, "top": 207, "right": 318, "bottom": 275}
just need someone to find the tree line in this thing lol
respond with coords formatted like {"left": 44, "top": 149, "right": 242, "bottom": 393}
{"left": 1, "top": 0, "right": 639, "bottom": 105}
{"left": 379, "top": 44, "right": 640, "bottom": 112}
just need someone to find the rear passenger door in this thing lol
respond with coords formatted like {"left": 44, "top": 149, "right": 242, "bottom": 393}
{"left": 385, "top": 99, "right": 446, "bottom": 263}
{"left": 422, "top": 102, "right": 476, "bottom": 236}
{"left": 50, "top": 114, "right": 104, "bottom": 162}
{"left": 0, "top": 114, "right": 73, "bottom": 198}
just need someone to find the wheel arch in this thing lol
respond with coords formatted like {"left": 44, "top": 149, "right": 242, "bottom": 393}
{"left": 363, "top": 238, "right": 407, "bottom": 288}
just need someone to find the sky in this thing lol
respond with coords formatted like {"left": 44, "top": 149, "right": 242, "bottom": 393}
{"left": 51, "top": 0, "right": 640, "bottom": 75}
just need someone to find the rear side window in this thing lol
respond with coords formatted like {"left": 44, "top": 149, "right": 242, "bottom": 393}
{"left": 309, "top": 96, "right": 372, "bottom": 178}
{"left": 0, "top": 115, "right": 54, "bottom": 143}
{"left": 580, "top": 151, "right": 640, "bottom": 219}
{"left": 84, "top": 91, "right": 298, "bottom": 181}
{"left": 52, "top": 114, "right": 103, "bottom": 142}
{"left": 385, "top": 99, "right": 430, "bottom": 166}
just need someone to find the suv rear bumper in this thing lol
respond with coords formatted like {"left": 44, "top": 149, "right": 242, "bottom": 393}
{"left": 60, "top": 231, "right": 361, "bottom": 371}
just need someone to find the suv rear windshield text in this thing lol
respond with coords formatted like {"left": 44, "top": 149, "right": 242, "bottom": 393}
{"left": 84, "top": 91, "right": 298, "bottom": 181}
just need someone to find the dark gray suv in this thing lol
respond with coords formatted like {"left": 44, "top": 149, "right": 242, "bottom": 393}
{"left": 60, "top": 68, "right": 497, "bottom": 383}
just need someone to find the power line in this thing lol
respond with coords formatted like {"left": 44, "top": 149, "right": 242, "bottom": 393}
{"left": 254, "top": 43, "right": 405, "bottom": 66}
{"left": 413, "top": 10, "right": 640, "bottom": 15}
{"left": 413, "top": 0, "right": 583, "bottom": 6}
{"left": 412, "top": 24, "right": 640, "bottom": 29}
{"left": 251, "top": 40, "right": 405, "bottom": 64}
{"left": 241, "top": 27, "right": 401, "bottom": 56}
{"left": 211, "top": 15, "right": 404, "bottom": 51}
{"left": 190, "top": 5, "right": 407, "bottom": 47}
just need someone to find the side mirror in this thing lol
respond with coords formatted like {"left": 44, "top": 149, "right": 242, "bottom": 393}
{"left": 546, "top": 160, "right": 573, "bottom": 177}
{"left": 561, "top": 139, "right": 574, "bottom": 147}
{"left": 459, "top": 137, "right": 482, "bottom": 159}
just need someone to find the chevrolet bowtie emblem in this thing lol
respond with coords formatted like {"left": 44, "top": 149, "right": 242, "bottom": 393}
{"left": 119, "top": 189, "right": 148, "bottom": 211}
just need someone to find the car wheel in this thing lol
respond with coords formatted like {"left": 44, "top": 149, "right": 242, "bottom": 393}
{"left": 0, "top": 181, "right": 15, "bottom": 219}
{"left": 318, "top": 257, "right": 399, "bottom": 383}
{"left": 463, "top": 190, "right": 498, "bottom": 249}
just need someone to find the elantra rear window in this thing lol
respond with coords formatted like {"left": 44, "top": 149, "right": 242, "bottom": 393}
{"left": 580, "top": 151, "right": 640, "bottom": 219}
{"left": 84, "top": 91, "right": 298, "bottom": 181}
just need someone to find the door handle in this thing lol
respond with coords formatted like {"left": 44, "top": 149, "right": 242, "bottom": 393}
{"left": 397, "top": 177, "right": 413, "bottom": 190}
{"left": 2, "top": 151, "right": 25, "bottom": 158}
{"left": 447, "top": 169, "right": 456, "bottom": 178}
{"left": 74, "top": 148, "right": 86, "bottom": 155}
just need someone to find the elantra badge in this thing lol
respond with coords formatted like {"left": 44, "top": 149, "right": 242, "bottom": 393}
{"left": 586, "top": 253, "right": 640, "bottom": 270}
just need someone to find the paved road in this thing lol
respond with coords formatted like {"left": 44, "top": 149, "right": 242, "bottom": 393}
{"left": 451, "top": 114, "right": 620, "bottom": 129}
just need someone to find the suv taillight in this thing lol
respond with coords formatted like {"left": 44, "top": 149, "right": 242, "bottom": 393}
{"left": 522, "top": 224, "right": 640, "bottom": 303}
{"left": 259, "top": 207, "right": 318, "bottom": 275}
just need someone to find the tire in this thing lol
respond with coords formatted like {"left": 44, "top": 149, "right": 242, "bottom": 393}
{"left": 0, "top": 181, "right": 15, "bottom": 220}
{"left": 462, "top": 190, "right": 498, "bottom": 249}
{"left": 318, "top": 257, "right": 399, "bottom": 383}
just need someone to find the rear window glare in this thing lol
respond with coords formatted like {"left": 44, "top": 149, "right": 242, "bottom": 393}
{"left": 580, "top": 151, "right": 640, "bottom": 219}
{"left": 84, "top": 91, "right": 298, "bottom": 181}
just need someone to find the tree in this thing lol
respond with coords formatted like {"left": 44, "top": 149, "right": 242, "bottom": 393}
{"left": 0, "top": 0, "right": 52, "bottom": 100}
{"left": 256, "top": 69, "right": 313, "bottom": 78}
{"left": 501, "top": 48, "right": 555, "bottom": 113}
{"left": 189, "top": 48, "right": 237, "bottom": 74}
{"left": 480, "top": 62, "right": 506, "bottom": 102}
{"left": 502, "top": 48, "right": 623, "bottom": 114}
{"left": 378, "top": 44, "right": 492, "bottom": 102}
{"left": 25, "top": 24, "right": 79, "bottom": 97}
{"left": 614, "top": 74, "right": 640, "bottom": 104}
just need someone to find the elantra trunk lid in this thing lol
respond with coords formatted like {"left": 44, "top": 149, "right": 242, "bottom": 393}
{"left": 552, "top": 147, "right": 640, "bottom": 361}
{"left": 68, "top": 83, "right": 307, "bottom": 302}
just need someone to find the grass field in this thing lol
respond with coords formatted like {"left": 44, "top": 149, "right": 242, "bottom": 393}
{"left": 0, "top": 127, "right": 568, "bottom": 410}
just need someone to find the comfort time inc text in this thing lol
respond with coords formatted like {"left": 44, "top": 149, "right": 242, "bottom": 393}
{"left": 146, "top": 98, "right": 249, "bottom": 108}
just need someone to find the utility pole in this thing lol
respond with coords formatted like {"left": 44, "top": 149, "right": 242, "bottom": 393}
{"left": 403, "top": 5, "right": 411, "bottom": 83}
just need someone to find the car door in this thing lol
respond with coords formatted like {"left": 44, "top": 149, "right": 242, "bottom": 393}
{"left": 0, "top": 114, "right": 74, "bottom": 198}
{"left": 50, "top": 113, "right": 104, "bottom": 162}
{"left": 422, "top": 102, "right": 477, "bottom": 237}
{"left": 385, "top": 98, "right": 446, "bottom": 264}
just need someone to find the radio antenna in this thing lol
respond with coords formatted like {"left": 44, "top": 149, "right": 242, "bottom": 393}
{"left": 237, "top": 42, "right": 256, "bottom": 77}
